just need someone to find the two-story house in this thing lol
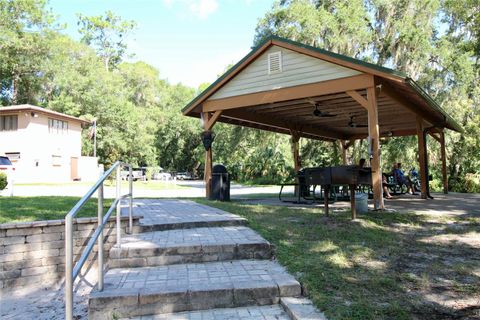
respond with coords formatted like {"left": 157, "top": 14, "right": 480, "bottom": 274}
{"left": 0, "top": 104, "right": 98, "bottom": 183}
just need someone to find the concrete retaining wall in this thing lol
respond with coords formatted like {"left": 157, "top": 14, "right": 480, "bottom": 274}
{"left": 0, "top": 215, "right": 141, "bottom": 291}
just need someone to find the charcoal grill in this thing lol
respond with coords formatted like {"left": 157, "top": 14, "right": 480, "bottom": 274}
{"left": 304, "top": 165, "right": 372, "bottom": 185}
{"left": 303, "top": 165, "right": 372, "bottom": 218}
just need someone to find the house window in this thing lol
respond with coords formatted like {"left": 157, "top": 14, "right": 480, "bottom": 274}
{"left": 5, "top": 152, "right": 20, "bottom": 162}
{"left": 0, "top": 115, "right": 18, "bottom": 131}
{"left": 52, "top": 155, "right": 62, "bottom": 167}
{"left": 48, "top": 118, "right": 68, "bottom": 134}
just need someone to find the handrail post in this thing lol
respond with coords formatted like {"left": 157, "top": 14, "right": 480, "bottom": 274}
{"left": 116, "top": 165, "right": 121, "bottom": 248}
{"left": 63, "top": 161, "right": 134, "bottom": 318}
{"left": 128, "top": 166, "right": 133, "bottom": 234}
{"left": 97, "top": 183, "right": 104, "bottom": 291}
{"left": 65, "top": 215, "right": 73, "bottom": 320}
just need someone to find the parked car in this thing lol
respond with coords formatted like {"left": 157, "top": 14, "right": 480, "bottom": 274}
{"left": 121, "top": 167, "right": 147, "bottom": 181}
{"left": 0, "top": 156, "right": 14, "bottom": 173}
{"left": 154, "top": 172, "right": 172, "bottom": 181}
{"left": 176, "top": 172, "right": 192, "bottom": 180}
{"left": 0, "top": 156, "right": 15, "bottom": 190}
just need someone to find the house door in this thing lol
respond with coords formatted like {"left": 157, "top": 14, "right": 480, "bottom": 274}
{"left": 71, "top": 157, "right": 79, "bottom": 180}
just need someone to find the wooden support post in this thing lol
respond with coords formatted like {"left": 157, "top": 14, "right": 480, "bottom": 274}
{"left": 416, "top": 117, "right": 428, "bottom": 199}
{"left": 205, "top": 148, "right": 212, "bottom": 198}
{"left": 291, "top": 132, "right": 301, "bottom": 197}
{"left": 366, "top": 87, "right": 384, "bottom": 210}
{"left": 347, "top": 87, "right": 383, "bottom": 209}
{"left": 440, "top": 131, "right": 448, "bottom": 194}
{"left": 202, "top": 110, "right": 223, "bottom": 198}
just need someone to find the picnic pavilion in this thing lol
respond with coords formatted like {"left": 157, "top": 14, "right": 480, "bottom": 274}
{"left": 182, "top": 36, "right": 462, "bottom": 210}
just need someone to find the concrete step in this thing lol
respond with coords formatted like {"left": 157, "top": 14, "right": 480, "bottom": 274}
{"left": 120, "top": 305, "right": 290, "bottom": 320}
{"left": 280, "top": 297, "right": 328, "bottom": 320}
{"left": 119, "top": 298, "right": 328, "bottom": 320}
{"left": 126, "top": 199, "right": 247, "bottom": 232}
{"left": 88, "top": 260, "right": 301, "bottom": 319}
{"left": 109, "top": 227, "right": 274, "bottom": 268}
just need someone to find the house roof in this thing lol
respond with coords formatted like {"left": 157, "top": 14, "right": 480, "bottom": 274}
{"left": 183, "top": 36, "right": 461, "bottom": 140}
{"left": 0, "top": 104, "right": 91, "bottom": 125}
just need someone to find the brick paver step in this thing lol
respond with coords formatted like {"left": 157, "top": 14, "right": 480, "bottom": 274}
{"left": 109, "top": 226, "right": 274, "bottom": 268}
{"left": 88, "top": 260, "right": 301, "bottom": 319}
{"left": 126, "top": 199, "right": 247, "bottom": 232}
{"left": 120, "top": 305, "right": 290, "bottom": 320}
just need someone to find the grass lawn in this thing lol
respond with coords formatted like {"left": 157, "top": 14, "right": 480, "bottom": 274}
{"left": 0, "top": 196, "right": 112, "bottom": 223}
{"left": 106, "top": 180, "right": 189, "bottom": 190}
{"left": 197, "top": 199, "right": 480, "bottom": 320}
{"left": 16, "top": 180, "right": 190, "bottom": 190}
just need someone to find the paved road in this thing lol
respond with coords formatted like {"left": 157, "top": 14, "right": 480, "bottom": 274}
{"left": 5, "top": 180, "right": 294, "bottom": 198}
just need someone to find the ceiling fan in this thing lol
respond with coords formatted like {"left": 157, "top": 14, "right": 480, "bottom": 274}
{"left": 348, "top": 116, "right": 368, "bottom": 128}
{"left": 307, "top": 98, "right": 337, "bottom": 118}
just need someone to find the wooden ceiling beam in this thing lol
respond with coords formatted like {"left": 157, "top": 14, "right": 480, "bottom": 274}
{"left": 377, "top": 81, "right": 436, "bottom": 126}
{"left": 349, "top": 128, "right": 417, "bottom": 140}
{"left": 251, "top": 92, "right": 351, "bottom": 111}
{"left": 346, "top": 90, "right": 369, "bottom": 110}
{"left": 218, "top": 116, "right": 334, "bottom": 141}
{"left": 222, "top": 109, "right": 347, "bottom": 140}
{"left": 251, "top": 92, "right": 392, "bottom": 116}
{"left": 204, "top": 110, "right": 222, "bottom": 131}
{"left": 203, "top": 74, "right": 374, "bottom": 112}
{"left": 268, "top": 96, "right": 398, "bottom": 117}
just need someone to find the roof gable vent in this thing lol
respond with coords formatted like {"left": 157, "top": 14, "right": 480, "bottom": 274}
{"left": 268, "top": 51, "right": 282, "bottom": 74}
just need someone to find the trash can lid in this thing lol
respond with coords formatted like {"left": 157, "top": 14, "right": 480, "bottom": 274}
{"left": 212, "top": 164, "right": 227, "bottom": 173}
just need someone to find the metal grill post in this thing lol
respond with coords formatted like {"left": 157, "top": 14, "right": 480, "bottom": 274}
{"left": 97, "top": 183, "right": 104, "bottom": 291}
{"left": 116, "top": 165, "right": 121, "bottom": 248}
{"left": 128, "top": 166, "right": 133, "bottom": 234}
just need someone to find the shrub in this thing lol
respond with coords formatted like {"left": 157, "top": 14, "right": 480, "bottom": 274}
{"left": 0, "top": 172, "right": 7, "bottom": 190}
{"left": 464, "top": 173, "right": 480, "bottom": 193}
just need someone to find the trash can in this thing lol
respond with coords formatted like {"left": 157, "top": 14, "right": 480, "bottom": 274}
{"left": 355, "top": 192, "right": 368, "bottom": 214}
{"left": 210, "top": 164, "right": 230, "bottom": 201}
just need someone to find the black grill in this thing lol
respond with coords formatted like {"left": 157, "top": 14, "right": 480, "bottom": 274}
{"left": 304, "top": 165, "right": 372, "bottom": 186}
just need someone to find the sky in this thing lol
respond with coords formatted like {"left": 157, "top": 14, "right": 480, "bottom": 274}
{"left": 48, "top": 0, "right": 275, "bottom": 88}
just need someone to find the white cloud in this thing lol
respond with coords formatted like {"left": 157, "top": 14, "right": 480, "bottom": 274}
{"left": 163, "top": 0, "right": 219, "bottom": 19}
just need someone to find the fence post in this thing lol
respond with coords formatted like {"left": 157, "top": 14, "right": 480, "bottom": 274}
{"left": 97, "top": 183, "right": 104, "bottom": 291}
{"left": 116, "top": 165, "right": 121, "bottom": 248}
{"left": 128, "top": 166, "right": 133, "bottom": 234}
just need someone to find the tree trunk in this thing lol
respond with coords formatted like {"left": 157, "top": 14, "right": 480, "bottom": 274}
{"left": 12, "top": 72, "right": 19, "bottom": 105}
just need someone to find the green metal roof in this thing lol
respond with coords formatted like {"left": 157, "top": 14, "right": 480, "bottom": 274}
{"left": 183, "top": 35, "right": 462, "bottom": 133}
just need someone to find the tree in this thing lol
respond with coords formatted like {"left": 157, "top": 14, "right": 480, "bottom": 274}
{"left": 77, "top": 11, "right": 136, "bottom": 71}
{"left": 254, "top": 0, "right": 372, "bottom": 57}
{"left": 0, "top": 0, "right": 56, "bottom": 105}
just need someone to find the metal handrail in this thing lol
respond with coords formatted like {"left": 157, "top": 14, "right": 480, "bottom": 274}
{"left": 65, "top": 161, "right": 133, "bottom": 320}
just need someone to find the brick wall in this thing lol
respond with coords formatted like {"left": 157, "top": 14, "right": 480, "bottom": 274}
{"left": 0, "top": 215, "right": 141, "bottom": 290}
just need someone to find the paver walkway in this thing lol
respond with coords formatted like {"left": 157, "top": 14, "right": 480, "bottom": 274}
{"left": 0, "top": 199, "right": 325, "bottom": 320}
{"left": 90, "top": 199, "right": 326, "bottom": 319}
{"left": 130, "top": 199, "right": 247, "bottom": 230}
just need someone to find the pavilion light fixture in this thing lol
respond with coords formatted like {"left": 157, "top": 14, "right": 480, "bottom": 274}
{"left": 201, "top": 130, "right": 215, "bottom": 151}
{"left": 348, "top": 116, "right": 368, "bottom": 128}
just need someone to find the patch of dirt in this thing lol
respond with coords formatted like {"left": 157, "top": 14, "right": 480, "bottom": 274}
{"left": 388, "top": 216, "right": 480, "bottom": 319}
